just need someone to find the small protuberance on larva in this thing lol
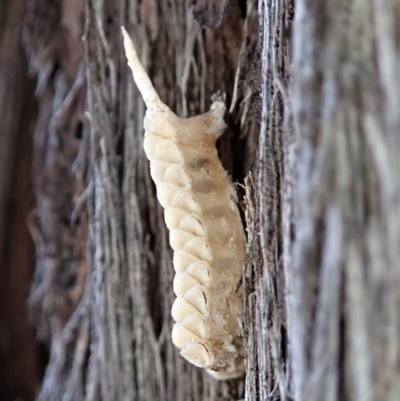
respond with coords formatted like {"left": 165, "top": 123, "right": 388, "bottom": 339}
{"left": 122, "top": 27, "right": 245, "bottom": 380}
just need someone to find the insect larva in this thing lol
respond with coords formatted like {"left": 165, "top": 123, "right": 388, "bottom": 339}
{"left": 122, "top": 27, "right": 245, "bottom": 380}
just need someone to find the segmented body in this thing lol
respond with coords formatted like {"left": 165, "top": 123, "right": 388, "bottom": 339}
{"left": 122, "top": 28, "right": 245, "bottom": 379}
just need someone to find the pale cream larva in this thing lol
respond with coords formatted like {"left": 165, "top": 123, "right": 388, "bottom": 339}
{"left": 122, "top": 27, "right": 245, "bottom": 380}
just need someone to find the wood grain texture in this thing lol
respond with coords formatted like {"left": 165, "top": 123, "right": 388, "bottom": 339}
{"left": 287, "top": 1, "right": 400, "bottom": 400}
{"left": 19, "top": 0, "right": 400, "bottom": 400}
{"left": 22, "top": 0, "right": 258, "bottom": 397}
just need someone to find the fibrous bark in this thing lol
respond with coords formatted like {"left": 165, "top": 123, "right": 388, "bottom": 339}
{"left": 287, "top": 2, "right": 400, "bottom": 401}
{"left": 24, "top": 0, "right": 259, "bottom": 400}
{"left": 17, "top": 0, "right": 400, "bottom": 400}
{"left": 244, "top": 1, "right": 292, "bottom": 400}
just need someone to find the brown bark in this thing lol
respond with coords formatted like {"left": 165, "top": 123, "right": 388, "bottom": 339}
{"left": 0, "top": 0, "right": 41, "bottom": 399}
{"left": 23, "top": 0, "right": 259, "bottom": 400}
{"left": 1, "top": 0, "right": 399, "bottom": 400}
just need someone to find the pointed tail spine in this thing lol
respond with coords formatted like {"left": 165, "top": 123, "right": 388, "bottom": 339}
{"left": 121, "top": 27, "right": 162, "bottom": 110}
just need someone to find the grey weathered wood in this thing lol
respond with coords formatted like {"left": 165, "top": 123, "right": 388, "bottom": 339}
{"left": 25, "top": 0, "right": 259, "bottom": 400}
{"left": 20, "top": 0, "right": 400, "bottom": 400}
{"left": 244, "top": 1, "right": 292, "bottom": 400}
{"left": 288, "top": 1, "right": 400, "bottom": 401}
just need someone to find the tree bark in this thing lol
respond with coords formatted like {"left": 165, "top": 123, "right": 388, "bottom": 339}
{"left": 288, "top": 2, "right": 400, "bottom": 400}
{"left": 0, "top": 0, "right": 40, "bottom": 399}
{"left": 0, "top": 0, "right": 398, "bottom": 400}
{"left": 24, "top": 0, "right": 259, "bottom": 400}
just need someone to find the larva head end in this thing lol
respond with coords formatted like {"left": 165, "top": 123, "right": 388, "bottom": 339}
{"left": 207, "top": 94, "right": 227, "bottom": 136}
{"left": 211, "top": 92, "right": 226, "bottom": 104}
{"left": 210, "top": 92, "right": 226, "bottom": 116}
